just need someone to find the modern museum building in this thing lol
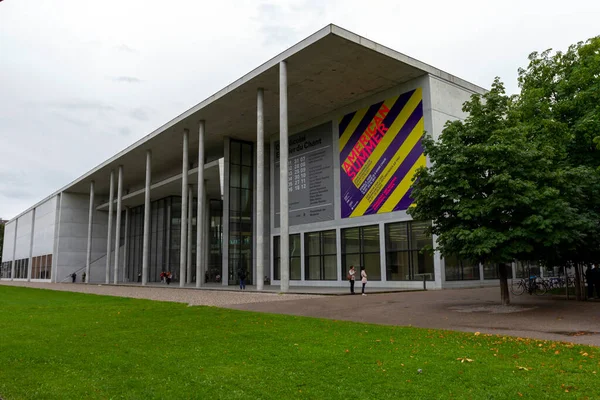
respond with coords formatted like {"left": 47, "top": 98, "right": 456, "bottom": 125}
{"left": 1, "top": 25, "right": 504, "bottom": 291}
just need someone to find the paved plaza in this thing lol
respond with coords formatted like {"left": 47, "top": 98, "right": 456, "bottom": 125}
{"left": 2, "top": 281, "right": 598, "bottom": 346}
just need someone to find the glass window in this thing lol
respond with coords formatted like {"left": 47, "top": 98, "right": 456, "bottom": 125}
{"left": 483, "top": 263, "right": 514, "bottom": 280}
{"left": 274, "top": 234, "right": 301, "bottom": 281}
{"left": 304, "top": 230, "right": 337, "bottom": 280}
{"left": 342, "top": 225, "right": 381, "bottom": 281}
{"left": 516, "top": 261, "right": 539, "bottom": 279}
{"left": 229, "top": 140, "right": 253, "bottom": 285}
{"left": 444, "top": 255, "right": 480, "bottom": 281}
{"left": 385, "top": 221, "right": 434, "bottom": 281}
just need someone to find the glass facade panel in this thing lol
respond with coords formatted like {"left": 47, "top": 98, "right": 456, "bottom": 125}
{"left": 444, "top": 255, "right": 480, "bottom": 281}
{"left": 516, "top": 261, "right": 540, "bottom": 278}
{"left": 304, "top": 230, "right": 337, "bottom": 281}
{"left": 385, "top": 221, "right": 434, "bottom": 281}
{"left": 0, "top": 261, "right": 11, "bottom": 279}
{"left": 228, "top": 140, "right": 253, "bottom": 285}
{"left": 342, "top": 225, "right": 380, "bottom": 281}
{"left": 274, "top": 234, "right": 301, "bottom": 281}
{"left": 124, "top": 196, "right": 186, "bottom": 283}
{"left": 206, "top": 200, "right": 223, "bottom": 283}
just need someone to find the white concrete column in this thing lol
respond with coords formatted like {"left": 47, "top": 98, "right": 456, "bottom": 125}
{"left": 196, "top": 121, "right": 205, "bottom": 288}
{"left": 114, "top": 165, "right": 123, "bottom": 284}
{"left": 106, "top": 170, "right": 115, "bottom": 284}
{"left": 203, "top": 183, "right": 209, "bottom": 284}
{"left": 335, "top": 227, "right": 342, "bottom": 284}
{"left": 279, "top": 61, "right": 290, "bottom": 292}
{"left": 27, "top": 208, "right": 36, "bottom": 281}
{"left": 379, "top": 222, "right": 386, "bottom": 283}
{"left": 122, "top": 207, "right": 129, "bottom": 282}
{"left": 10, "top": 218, "right": 18, "bottom": 280}
{"left": 51, "top": 193, "right": 62, "bottom": 283}
{"left": 142, "top": 150, "right": 152, "bottom": 285}
{"left": 180, "top": 129, "right": 189, "bottom": 287}
{"left": 222, "top": 137, "right": 230, "bottom": 286}
{"left": 256, "top": 88, "right": 265, "bottom": 290}
{"left": 186, "top": 185, "right": 193, "bottom": 284}
{"left": 85, "top": 181, "right": 95, "bottom": 284}
{"left": 165, "top": 203, "right": 171, "bottom": 273}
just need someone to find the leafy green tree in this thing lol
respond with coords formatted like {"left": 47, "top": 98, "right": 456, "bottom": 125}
{"left": 408, "top": 79, "right": 578, "bottom": 305}
{"left": 517, "top": 36, "right": 600, "bottom": 299}
{"left": 0, "top": 222, "right": 4, "bottom": 266}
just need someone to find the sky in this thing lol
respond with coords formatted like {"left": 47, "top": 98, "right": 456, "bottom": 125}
{"left": 1, "top": 0, "right": 599, "bottom": 220}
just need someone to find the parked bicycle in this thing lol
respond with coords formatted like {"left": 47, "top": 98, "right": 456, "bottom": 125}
{"left": 510, "top": 276, "right": 547, "bottom": 296}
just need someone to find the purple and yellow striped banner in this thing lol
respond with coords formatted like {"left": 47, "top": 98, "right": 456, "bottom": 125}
{"left": 339, "top": 88, "right": 424, "bottom": 218}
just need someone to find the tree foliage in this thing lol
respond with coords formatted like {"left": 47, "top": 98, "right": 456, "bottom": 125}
{"left": 408, "top": 36, "right": 600, "bottom": 304}
{"left": 0, "top": 222, "right": 4, "bottom": 265}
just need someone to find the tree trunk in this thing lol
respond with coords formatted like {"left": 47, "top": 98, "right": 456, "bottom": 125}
{"left": 574, "top": 262, "right": 582, "bottom": 301}
{"left": 498, "top": 263, "right": 510, "bottom": 306}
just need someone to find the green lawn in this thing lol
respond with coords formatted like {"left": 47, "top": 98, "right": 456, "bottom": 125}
{"left": 0, "top": 286, "right": 598, "bottom": 400}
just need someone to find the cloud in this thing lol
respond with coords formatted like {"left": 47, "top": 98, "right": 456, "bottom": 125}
{"left": 0, "top": 189, "right": 32, "bottom": 200}
{"left": 50, "top": 100, "right": 115, "bottom": 112}
{"left": 112, "top": 76, "right": 142, "bottom": 83}
{"left": 118, "top": 126, "right": 132, "bottom": 136}
{"left": 128, "top": 107, "right": 149, "bottom": 121}
{"left": 54, "top": 113, "right": 90, "bottom": 127}
{"left": 0, "top": 171, "right": 32, "bottom": 199}
{"left": 115, "top": 44, "right": 137, "bottom": 53}
{"left": 256, "top": 4, "right": 300, "bottom": 46}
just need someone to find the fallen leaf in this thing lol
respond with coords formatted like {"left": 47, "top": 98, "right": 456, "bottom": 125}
{"left": 474, "top": 332, "right": 481, "bottom": 336}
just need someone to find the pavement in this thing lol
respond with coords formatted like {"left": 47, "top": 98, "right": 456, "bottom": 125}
{"left": 2, "top": 281, "right": 599, "bottom": 346}
{"left": 229, "top": 286, "right": 600, "bottom": 347}
{"left": 0, "top": 281, "right": 323, "bottom": 307}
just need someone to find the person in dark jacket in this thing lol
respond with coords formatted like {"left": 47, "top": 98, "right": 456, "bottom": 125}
{"left": 238, "top": 268, "right": 247, "bottom": 290}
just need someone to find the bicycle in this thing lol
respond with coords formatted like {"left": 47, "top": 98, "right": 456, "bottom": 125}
{"left": 510, "top": 276, "right": 547, "bottom": 296}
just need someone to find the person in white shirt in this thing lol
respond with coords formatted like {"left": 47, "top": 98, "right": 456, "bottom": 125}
{"left": 361, "top": 267, "right": 368, "bottom": 296}
{"left": 348, "top": 266, "right": 356, "bottom": 294}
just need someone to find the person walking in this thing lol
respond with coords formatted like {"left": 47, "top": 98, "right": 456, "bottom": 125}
{"left": 238, "top": 268, "right": 247, "bottom": 290}
{"left": 166, "top": 271, "right": 172, "bottom": 285}
{"left": 348, "top": 265, "right": 356, "bottom": 294}
{"left": 71, "top": 272, "right": 77, "bottom": 283}
{"left": 360, "top": 267, "right": 368, "bottom": 296}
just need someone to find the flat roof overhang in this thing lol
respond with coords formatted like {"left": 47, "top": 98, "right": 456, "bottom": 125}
{"left": 11, "top": 24, "right": 486, "bottom": 222}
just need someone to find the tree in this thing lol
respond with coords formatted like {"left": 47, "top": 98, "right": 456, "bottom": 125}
{"left": 408, "top": 79, "right": 578, "bottom": 305}
{"left": 517, "top": 36, "right": 600, "bottom": 300}
{"left": 0, "top": 222, "right": 4, "bottom": 266}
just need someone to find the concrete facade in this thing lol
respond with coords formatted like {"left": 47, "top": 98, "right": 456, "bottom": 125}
{"left": 2, "top": 25, "right": 498, "bottom": 290}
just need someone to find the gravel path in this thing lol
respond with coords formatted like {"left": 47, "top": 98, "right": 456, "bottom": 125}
{"left": 0, "top": 281, "right": 323, "bottom": 306}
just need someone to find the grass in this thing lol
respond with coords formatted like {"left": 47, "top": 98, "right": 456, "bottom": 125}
{"left": 0, "top": 286, "right": 598, "bottom": 400}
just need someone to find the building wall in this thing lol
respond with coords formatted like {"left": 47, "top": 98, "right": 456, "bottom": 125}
{"left": 427, "top": 75, "right": 486, "bottom": 287}
{"left": 265, "top": 74, "right": 483, "bottom": 289}
{"left": 32, "top": 196, "right": 57, "bottom": 257}
{"left": 14, "top": 210, "right": 33, "bottom": 261}
{"left": 54, "top": 192, "right": 109, "bottom": 283}
{"left": 1, "top": 220, "right": 15, "bottom": 263}
{"left": 428, "top": 75, "right": 475, "bottom": 140}
{"left": 268, "top": 75, "right": 431, "bottom": 288}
